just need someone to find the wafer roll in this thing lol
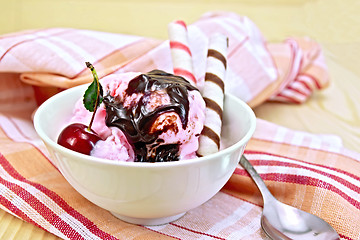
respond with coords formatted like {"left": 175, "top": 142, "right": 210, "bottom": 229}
{"left": 197, "top": 33, "right": 228, "bottom": 157}
{"left": 168, "top": 20, "right": 197, "bottom": 86}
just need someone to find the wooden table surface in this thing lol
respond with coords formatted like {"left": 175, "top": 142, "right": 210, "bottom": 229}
{"left": 1, "top": 0, "right": 359, "bottom": 239}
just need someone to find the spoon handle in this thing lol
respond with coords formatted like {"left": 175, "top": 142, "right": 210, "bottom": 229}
{"left": 239, "top": 155, "right": 275, "bottom": 204}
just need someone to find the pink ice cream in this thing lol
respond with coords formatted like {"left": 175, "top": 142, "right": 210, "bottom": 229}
{"left": 69, "top": 70, "right": 205, "bottom": 162}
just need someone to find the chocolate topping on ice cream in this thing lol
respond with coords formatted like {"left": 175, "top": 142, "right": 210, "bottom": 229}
{"left": 103, "top": 70, "right": 198, "bottom": 162}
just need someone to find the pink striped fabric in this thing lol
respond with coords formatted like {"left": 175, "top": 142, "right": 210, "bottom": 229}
{"left": 2, "top": 109, "right": 359, "bottom": 239}
{"left": 269, "top": 38, "right": 328, "bottom": 103}
{"left": 0, "top": 11, "right": 359, "bottom": 240}
{"left": 0, "top": 12, "right": 328, "bottom": 107}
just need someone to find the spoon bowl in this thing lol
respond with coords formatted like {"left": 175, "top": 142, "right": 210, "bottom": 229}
{"left": 239, "top": 155, "right": 340, "bottom": 240}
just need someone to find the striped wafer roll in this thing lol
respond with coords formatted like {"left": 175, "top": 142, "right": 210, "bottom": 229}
{"left": 197, "top": 33, "right": 228, "bottom": 157}
{"left": 168, "top": 20, "right": 197, "bottom": 86}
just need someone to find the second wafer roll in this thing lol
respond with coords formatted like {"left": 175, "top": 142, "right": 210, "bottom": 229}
{"left": 197, "top": 33, "right": 228, "bottom": 157}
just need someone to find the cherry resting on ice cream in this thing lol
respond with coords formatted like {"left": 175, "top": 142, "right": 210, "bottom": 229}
{"left": 57, "top": 62, "right": 103, "bottom": 155}
{"left": 57, "top": 123, "right": 101, "bottom": 155}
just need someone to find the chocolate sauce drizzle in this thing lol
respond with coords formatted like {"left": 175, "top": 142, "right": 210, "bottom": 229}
{"left": 103, "top": 70, "right": 198, "bottom": 162}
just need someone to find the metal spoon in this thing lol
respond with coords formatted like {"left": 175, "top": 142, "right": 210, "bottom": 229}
{"left": 239, "top": 155, "right": 340, "bottom": 240}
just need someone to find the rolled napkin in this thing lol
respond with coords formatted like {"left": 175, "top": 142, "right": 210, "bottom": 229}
{"left": 0, "top": 12, "right": 328, "bottom": 107}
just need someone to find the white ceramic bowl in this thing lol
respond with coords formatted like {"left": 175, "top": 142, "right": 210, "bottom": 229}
{"left": 34, "top": 84, "right": 256, "bottom": 225}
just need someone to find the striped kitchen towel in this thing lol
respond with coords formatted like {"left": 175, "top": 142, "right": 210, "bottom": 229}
{"left": 1, "top": 11, "right": 358, "bottom": 240}
{"left": 1, "top": 107, "right": 359, "bottom": 239}
{"left": 0, "top": 12, "right": 328, "bottom": 107}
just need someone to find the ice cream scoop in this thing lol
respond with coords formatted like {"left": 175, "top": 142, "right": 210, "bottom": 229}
{"left": 68, "top": 70, "right": 205, "bottom": 162}
{"left": 102, "top": 70, "right": 205, "bottom": 162}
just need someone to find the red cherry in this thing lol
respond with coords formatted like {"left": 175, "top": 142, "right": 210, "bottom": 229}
{"left": 57, "top": 123, "right": 101, "bottom": 155}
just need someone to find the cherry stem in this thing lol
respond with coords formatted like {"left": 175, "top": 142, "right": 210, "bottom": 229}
{"left": 85, "top": 62, "right": 100, "bottom": 132}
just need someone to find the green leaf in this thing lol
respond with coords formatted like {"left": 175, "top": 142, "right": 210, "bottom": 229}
{"left": 83, "top": 81, "right": 103, "bottom": 112}
{"left": 83, "top": 62, "right": 103, "bottom": 112}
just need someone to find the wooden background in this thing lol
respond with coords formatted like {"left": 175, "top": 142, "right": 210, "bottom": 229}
{"left": 1, "top": 0, "right": 359, "bottom": 239}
